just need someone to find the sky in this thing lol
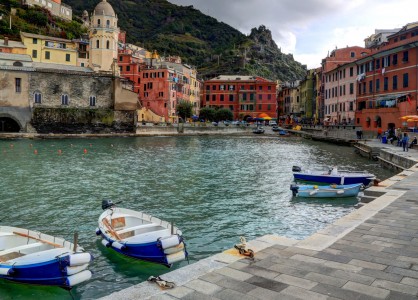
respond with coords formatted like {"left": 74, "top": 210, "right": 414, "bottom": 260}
{"left": 167, "top": 0, "right": 418, "bottom": 69}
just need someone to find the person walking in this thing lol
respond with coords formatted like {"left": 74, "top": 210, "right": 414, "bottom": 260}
{"left": 402, "top": 133, "right": 410, "bottom": 152}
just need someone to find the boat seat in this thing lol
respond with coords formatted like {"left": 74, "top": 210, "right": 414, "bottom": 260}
{"left": 0, "top": 242, "right": 43, "bottom": 261}
{"left": 116, "top": 223, "right": 161, "bottom": 235}
{"left": 124, "top": 229, "right": 170, "bottom": 242}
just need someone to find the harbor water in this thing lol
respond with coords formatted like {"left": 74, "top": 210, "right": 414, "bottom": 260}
{"left": 0, "top": 136, "right": 394, "bottom": 299}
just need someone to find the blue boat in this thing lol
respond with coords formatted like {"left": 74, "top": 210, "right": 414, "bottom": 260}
{"left": 290, "top": 183, "right": 362, "bottom": 198}
{"left": 97, "top": 200, "right": 188, "bottom": 267}
{"left": 292, "top": 166, "right": 375, "bottom": 186}
{"left": 0, "top": 226, "right": 93, "bottom": 289}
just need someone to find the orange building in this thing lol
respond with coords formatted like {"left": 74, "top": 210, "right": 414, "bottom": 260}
{"left": 202, "top": 75, "right": 277, "bottom": 120}
{"left": 355, "top": 22, "right": 418, "bottom": 133}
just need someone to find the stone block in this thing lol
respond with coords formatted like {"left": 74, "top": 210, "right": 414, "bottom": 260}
{"left": 343, "top": 281, "right": 390, "bottom": 299}
{"left": 275, "top": 274, "right": 317, "bottom": 289}
{"left": 184, "top": 279, "right": 223, "bottom": 295}
{"left": 372, "top": 279, "right": 418, "bottom": 295}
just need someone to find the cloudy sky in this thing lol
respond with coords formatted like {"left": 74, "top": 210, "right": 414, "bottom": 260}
{"left": 168, "top": 0, "right": 418, "bottom": 69}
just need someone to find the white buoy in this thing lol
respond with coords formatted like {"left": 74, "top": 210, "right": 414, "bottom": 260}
{"left": 166, "top": 250, "right": 186, "bottom": 264}
{"left": 0, "top": 267, "right": 13, "bottom": 276}
{"left": 65, "top": 264, "right": 88, "bottom": 276}
{"left": 164, "top": 242, "right": 185, "bottom": 255}
{"left": 111, "top": 241, "right": 126, "bottom": 250}
{"left": 159, "top": 235, "right": 181, "bottom": 249}
{"left": 65, "top": 270, "right": 92, "bottom": 287}
{"left": 68, "top": 253, "right": 92, "bottom": 266}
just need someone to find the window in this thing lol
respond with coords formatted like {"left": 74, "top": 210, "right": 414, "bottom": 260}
{"left": 45, "top": 41, "right": 54, "bottom": 47}
{"left": 32, "top": 49, "right": 37, "bottom": 58}
{"left": 106, "top": 20, "right": 110, "bottom": 28}
{"left": 268, "top": 94, "right": 272, "bottom": 100}
{"left": 258, "top": 95, "right": 262, "bottom": 100}
{"left": 229, "top": 95, "right": 234, "bottom": 101}
{"left": 375, "top": 59, "right": 380, "bottom": 69}
{"left": 65, "top": 54, "right": 70, "bottom": 62}
{"left": 403, "top": 73, "right": 409, "bottom": 88}
{"left": 212, "top": 95, "right": 216, "bottom": 101}
{"left": 350, "top": 83, "right": 354, "bottom": 95}
{"left": 268, "top": 86, "right": 272, "bottom": 90}
{"left": 267, "top": 104, "right": 271, "bottom": 110}
{"left": 89, "top": 96, "right": 96, "bottom": 106}
{"left": 393, "top": 75, "right": 398, "bottom": 90}
{"left": 205, "top": 95, "right": 209, "bottom": 101}
{"left": 96, "top": 40, "right": 99, "bottom": 48}
{"left": 403, "top": 51, "right": 409, "bottom": 62}
{"left": 258, "top": 86, "right": 262, "bottom": 90}
{"left": 119, "top": 56, "right": 123, "bottom": 62}
{"left": 369, "top": 81, "right": 373, "bottom": 93}
{"left": 243, "top": 93, "right": 247, "bottom": 101}
{"left": 229, "top": 105, "right": 233, "bottom": 111}
{"left": 392, "top": 54, "right": 398, "bottom": 65}
{"left": 350, "top": 52, "right": 355, "bottom": 58}
{"left": 126, "top": 66, "right": 130, "bottom": 72}
{"left": 212, "top": 85, "right": 216, "bottom": 90}
{"left": 228, "top": 85, "right": 234, "bottom": 91}
{"left": 106, "top": 40, "right": 110, "bottom": 49}
{"left": 15, "top": 78, "right": 21, "bottom": 93}
{"left": 258, "top": 104, "right": 262, "bottom": 109}
{"left": 33, "top": 38, "right": 37, "bottom": 44}
{"left": 45, "top": 51, "right": 50, "bottom": 60}
{"left": 384, "top": 77, "right": 388, "bottom": 91}
{"left": 350, "top": 67, "right": 354, "bottom": 77}
{"left": 98, "top": 19, "right": 101, "bottom": 26}
{"left": 220, "top": 85, "right": 225, "bottom": 90}
{"left": 376, "top": 79, "right": 380, "bottom": 92}
{"left": 220, "top": 95, "right": 224, "bottom": 101}
{"left": 34, "top": 92, "right": 42, "bottom": 104}
{"left": 59, "top": 43, "right": 66, "bottom": 49}
{"left": 61, "top": 94, "right": 69, "bottom": 105}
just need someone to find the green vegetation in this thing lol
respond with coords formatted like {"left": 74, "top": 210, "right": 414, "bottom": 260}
{"left": 176, "top": 100, "right": 193, "bottom": 120}
{"left": 198, "top": 107, "right": 215, "bottom": 121}
{"left": 215, "top": 108, "right": 233, "bottom": 122}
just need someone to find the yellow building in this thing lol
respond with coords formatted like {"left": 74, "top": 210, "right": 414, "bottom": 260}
{"left": 20, "top": 32, "right": 77, "bottom": 66}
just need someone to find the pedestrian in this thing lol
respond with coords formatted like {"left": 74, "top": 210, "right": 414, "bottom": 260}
{"left": 402, "top": 133, "right": 410, "bottom": 152}
{"left": 377, "top": 128, "right": 383, "bottom": 140}
{"left": 409, "top": 136, "right": 417, "bottom": 149}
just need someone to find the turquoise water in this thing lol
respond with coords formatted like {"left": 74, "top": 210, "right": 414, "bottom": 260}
{"left": 0, "top": 136, "right": 394, "bottom": 299}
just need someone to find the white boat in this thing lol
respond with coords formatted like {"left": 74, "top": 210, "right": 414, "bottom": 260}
{"left": 290, "top": 183, "right": 363, "bottom": 198}
{"left": 96, "top": 200, "right": 188, "bottom": 267}
{"left": 0, "top": 226, "right": 92, "bottom": 288}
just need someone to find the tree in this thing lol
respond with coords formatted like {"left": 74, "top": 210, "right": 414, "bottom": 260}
{"left": 215, "top": 108, "right": 233, "bottom": 122}
{"left": 176, "top": 100, "right": 193, "bottom": 121}
{"left": 198, "top": 107, "right": 215, "bottom": 121}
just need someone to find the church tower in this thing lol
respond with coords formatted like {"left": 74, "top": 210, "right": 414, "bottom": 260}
{"left": 89, "top": 0, "right": 120, "bottom": 74}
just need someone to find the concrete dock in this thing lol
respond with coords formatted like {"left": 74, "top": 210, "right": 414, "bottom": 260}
{"left": 100, "top": 139, "right": 418, "bottom": 300}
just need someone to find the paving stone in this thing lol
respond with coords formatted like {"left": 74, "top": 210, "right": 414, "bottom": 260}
{"left": 372, "top": 279, "right": 418, "bottom": 295}
{"left": 314, "top": 251, "right": 352, "bottom": 263}
{"left": 387, "top": 291, "right": 418, "bottom": 300}
{"left": 268, "top": 263, "right": 310, "bottom": 278}
{"left": 214, "top": 288, "right": 257, "bottom": 300}
{"left": 330, "top": 269, "right": 375, "bottom": 285}
{"left": 199, "top": 272, "right": 225, "bottom": 284}
{"left": 166, "top": 286, "right": 194, "bottom": 299}
{"left": 245, "top": 275, "right": 289, "bottom": 292}
{"left": 311, "top": 283, "right": 381, "bottom": 300}
{"left": 359, "top": 268, "right": 403, "bottom": 283}
{"left": 184, "top": 279, "right": 223, "bottom": 295}
{"left": 228, "top": 260, "right": 250, "bottom": 271}
{"left": 149, "top": 294, "right": 177, "bottom": 300}
{"left": 214, "top": 266, "right": 253, "bottom": 281}
{"left": 240, "top": 264, "right": 281, "bottom": 279}
{"left": 304, "top": 272, "right": 347, "bottom": 287}
{"left": 387, "top": 266, "right": 418, "bottom": 279}
{"left": 247, "top": 287, "right": 284, "bottom": 300}
{"left": 214, "top": 275, "right": 257, "bottom": 293}
{"left": 275, "top": 274, "right": 318, "bottom": 289}
{"left": 280, "top": 285, "right": 329, "bottom": 300}
{"left": 343, "top": 281, "right": 390, "bottom": 299}
{"left": 348, "top": 259, "right": 387, "bottom": 270}
{"left": 401, "top": 277, "right": 418, "bottom": 286}
{"left": 181, "top": 291, "right": 221, "bottom": 300}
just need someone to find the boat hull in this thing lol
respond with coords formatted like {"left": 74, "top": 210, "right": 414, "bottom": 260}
{"left": 293, "top": 173, "right": 374, "bottom": 185}
{"left": 292, "top": 183, "right": 362, "bottom": 198}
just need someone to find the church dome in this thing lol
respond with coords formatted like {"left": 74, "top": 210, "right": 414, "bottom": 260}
{"left": 94, "top": 0, "right": 115, "bottom": 17}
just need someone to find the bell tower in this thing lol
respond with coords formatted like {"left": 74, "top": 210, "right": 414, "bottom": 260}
{"left": 89, "top": 0, "right": 120, "bottom": 74}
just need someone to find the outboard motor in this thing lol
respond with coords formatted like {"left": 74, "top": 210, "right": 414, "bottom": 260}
{"left": 292, "top": 166, "right": 302, "bottom": 172}
{"left": 102, "top": 199, "right": 115, "bottom": 210}
{"left": 290, "top": 184, "right": 299, "bottom": 196}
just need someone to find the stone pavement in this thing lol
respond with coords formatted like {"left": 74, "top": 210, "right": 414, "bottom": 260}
{"left": 101, "top": 160, "right": 418, "bottom": 300}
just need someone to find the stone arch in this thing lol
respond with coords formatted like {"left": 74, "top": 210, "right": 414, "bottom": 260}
{"left": 374, "top": 115, "right": 382, "bottom": 128}
{"left": 0, "top": 113, "right": 23, "bottom": 132}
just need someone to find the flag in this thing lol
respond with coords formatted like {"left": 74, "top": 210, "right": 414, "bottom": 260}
{"left": 407, "top": 95, "right": 412, "bottom": 105}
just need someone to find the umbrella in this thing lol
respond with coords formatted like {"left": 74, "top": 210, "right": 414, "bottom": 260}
{"left": 263, "top": 116, "right": 272, "bottom": 121}
{"left": 400, "top": 115, "right": 418, "bottom": 120}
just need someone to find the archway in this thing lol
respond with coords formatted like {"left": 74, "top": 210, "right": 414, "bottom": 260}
{"left": 0, "top": 117, "right": 21, "bottom": 132}
{"left": 374, "top": 115, "right": 382, "bottom": 128}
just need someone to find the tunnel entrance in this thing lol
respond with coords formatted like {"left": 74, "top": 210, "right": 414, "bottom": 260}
{"left": 0, "top": 117, "right": 21, "bottom": 132}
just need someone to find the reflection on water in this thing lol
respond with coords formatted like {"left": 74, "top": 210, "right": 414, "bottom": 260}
{"left": 0, "top": 136, "right": 394, "bottom": 299}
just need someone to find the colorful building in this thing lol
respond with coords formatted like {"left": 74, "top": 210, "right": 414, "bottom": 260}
{"left": 20, "top": 32, "right": 78, "bottom": 66}
{"left": 202, "top": 75, "right": 277, "bottom": 120}
{"left": 300, "top": 69, "right": 315, "bottom": 120}
{"left": 22, "top": 0, "right": 73, "bottom": 21}
{"left": 0, "top": 38, "right": 27, "bottom": 54}
{"left": 355, "top": 22, "right": 418, "bottom": 133}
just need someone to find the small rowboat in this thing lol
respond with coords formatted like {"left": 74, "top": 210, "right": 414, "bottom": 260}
{"left": 0, "top": 226, "right": 93, "bottom": 288}
{"left": 96, "top": 200, "right": 188, "bottom": 267}
{"left": 290, "top": 183, "right": 362, "bottom": 198}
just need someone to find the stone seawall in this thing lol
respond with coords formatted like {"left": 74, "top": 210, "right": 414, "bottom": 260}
{"left": 136, "top": 125, "right": 252, "bottom": 136}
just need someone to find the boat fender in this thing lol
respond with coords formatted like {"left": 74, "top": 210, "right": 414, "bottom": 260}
{"left": 309, "top": 190, "right": 318, "bottom": 196}
{"left": 0, "top": 267, "right": 14, "bottom": 276}
{"left": 68, "top": 253, "right": 93, "bottom": 267}
{"left": 111, "top": 241, "right": 127, "bottom": 251}
{"left": 64, "top": 264, "right": 88, "bottom": 276}
{"left": 158, "top": 235, "right": 182, "bottom": 250}
{"left": 289, "top": 184, "right": 299, "bottom": 196}
{"left": 292, "top": 166, "right": 302, "bottom": 172}
{"left": 101, "top": 239, "right": 112, "bottom": 248}
{"left": 163, "top": 242, "right": 185, "bottom": 255}
{"left": 166, "top": 250, "right": 187, "bottom": 264}
{"left": 337, "top": 190, "right": 344, "bottom": 194}
{"left": 95, "top": 228, "right": 102, "bottom": 236}
{"left": 65, "top": 270, "right": 92, "bottom": 287}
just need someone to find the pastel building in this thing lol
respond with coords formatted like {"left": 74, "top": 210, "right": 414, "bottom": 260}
{"left": 0, "top": 38, "right": 27, "bottom": 54}
{"left": 20, "top": 32, "right": 78, "bottom": 66}
{"left": 22, "top": 0, "right": 72, "bottom": 21}
{"left": 355, "top": 22, "right": 418, "bottom": 133}
{"left": 202, "top": 76, "right": 277, "bottom": 120}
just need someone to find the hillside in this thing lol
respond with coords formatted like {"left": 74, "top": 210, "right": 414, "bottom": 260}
{"left": 0, "top": 0, "right": 307, "bottom": 81}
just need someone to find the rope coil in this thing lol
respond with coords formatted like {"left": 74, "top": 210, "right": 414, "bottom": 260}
{"left": 147, "top": 276, "right": 175, "bottom": 289}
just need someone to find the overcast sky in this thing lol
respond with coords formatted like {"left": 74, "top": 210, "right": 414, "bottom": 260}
{"left": 168, "top": 0, "right": 418, "bottom": 69}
